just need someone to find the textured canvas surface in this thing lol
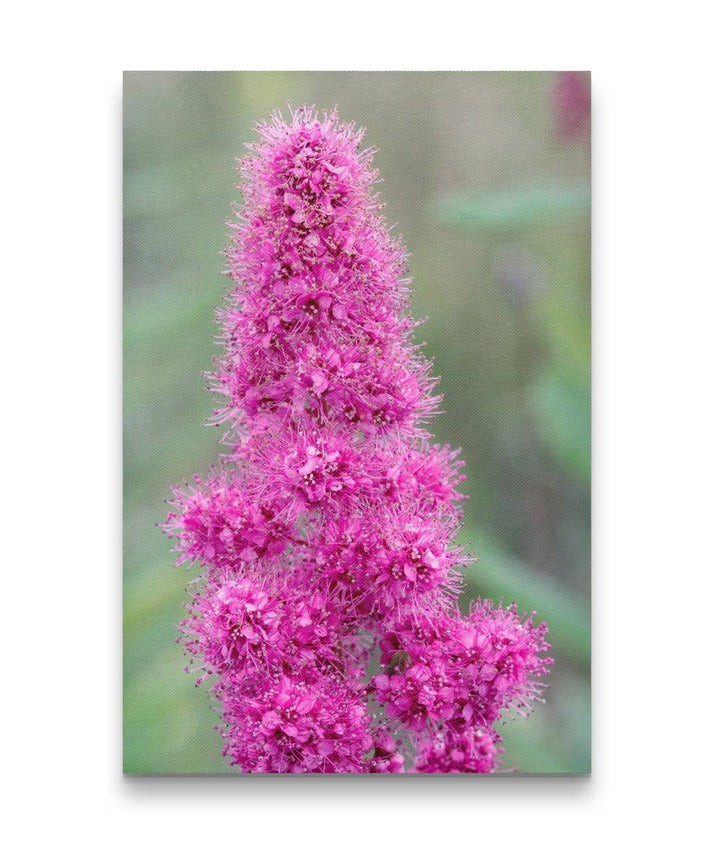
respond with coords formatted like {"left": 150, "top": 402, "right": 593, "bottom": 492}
{"left": 123, "top": 71, "right": 590, "bottom": 775}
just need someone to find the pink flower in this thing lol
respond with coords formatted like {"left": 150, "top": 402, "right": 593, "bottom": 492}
{"left": 165, "top": 108, "right": 551, "bottom": 773}
{"left": 181, "top": 577, "right": 281, "bottom": 677}
{"left": 413, "top": 727, "right": 499, "bottom": 774}
{"left": 221, "top": 674, "right": 373, "bottom": 773}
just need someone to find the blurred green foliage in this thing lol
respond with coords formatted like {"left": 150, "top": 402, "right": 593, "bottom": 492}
{"left": 124, "top": 72, "right": 590, "bottom": 774}
{"left": 439, "top": 181, "right": 591, "bottom": 230}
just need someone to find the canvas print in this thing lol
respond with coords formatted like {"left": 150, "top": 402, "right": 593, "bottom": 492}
{"left": 123, "top": 71, "right": 591, "bottom": 774}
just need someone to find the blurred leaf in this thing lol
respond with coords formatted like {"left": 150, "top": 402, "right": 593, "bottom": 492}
{"left": 438, "top": 180, "right": 590, "bottom": 230}
{"left": 462, "top": 529, "right": 590, "bottom": 671}
{"left": 530, "top": 366, "right": 591, "bottom": 483}
{"left": 123, "top": 282, "right": 218, "bottom": 351}
{"left": 497, "top": 670, "right": 591, "bottom": 773}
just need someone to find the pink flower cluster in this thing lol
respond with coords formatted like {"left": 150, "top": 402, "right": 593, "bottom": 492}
{"left": 166, "top": 108, "right": 551, "bottom": 773}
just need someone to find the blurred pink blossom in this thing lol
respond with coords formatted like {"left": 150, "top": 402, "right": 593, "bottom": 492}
{"left": 555, "top": 71, "right": 591, "bottom": 143}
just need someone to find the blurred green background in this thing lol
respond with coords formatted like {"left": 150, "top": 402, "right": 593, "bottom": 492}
{"left": 123, "top": 71, "right": 590, "bottom": 774}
